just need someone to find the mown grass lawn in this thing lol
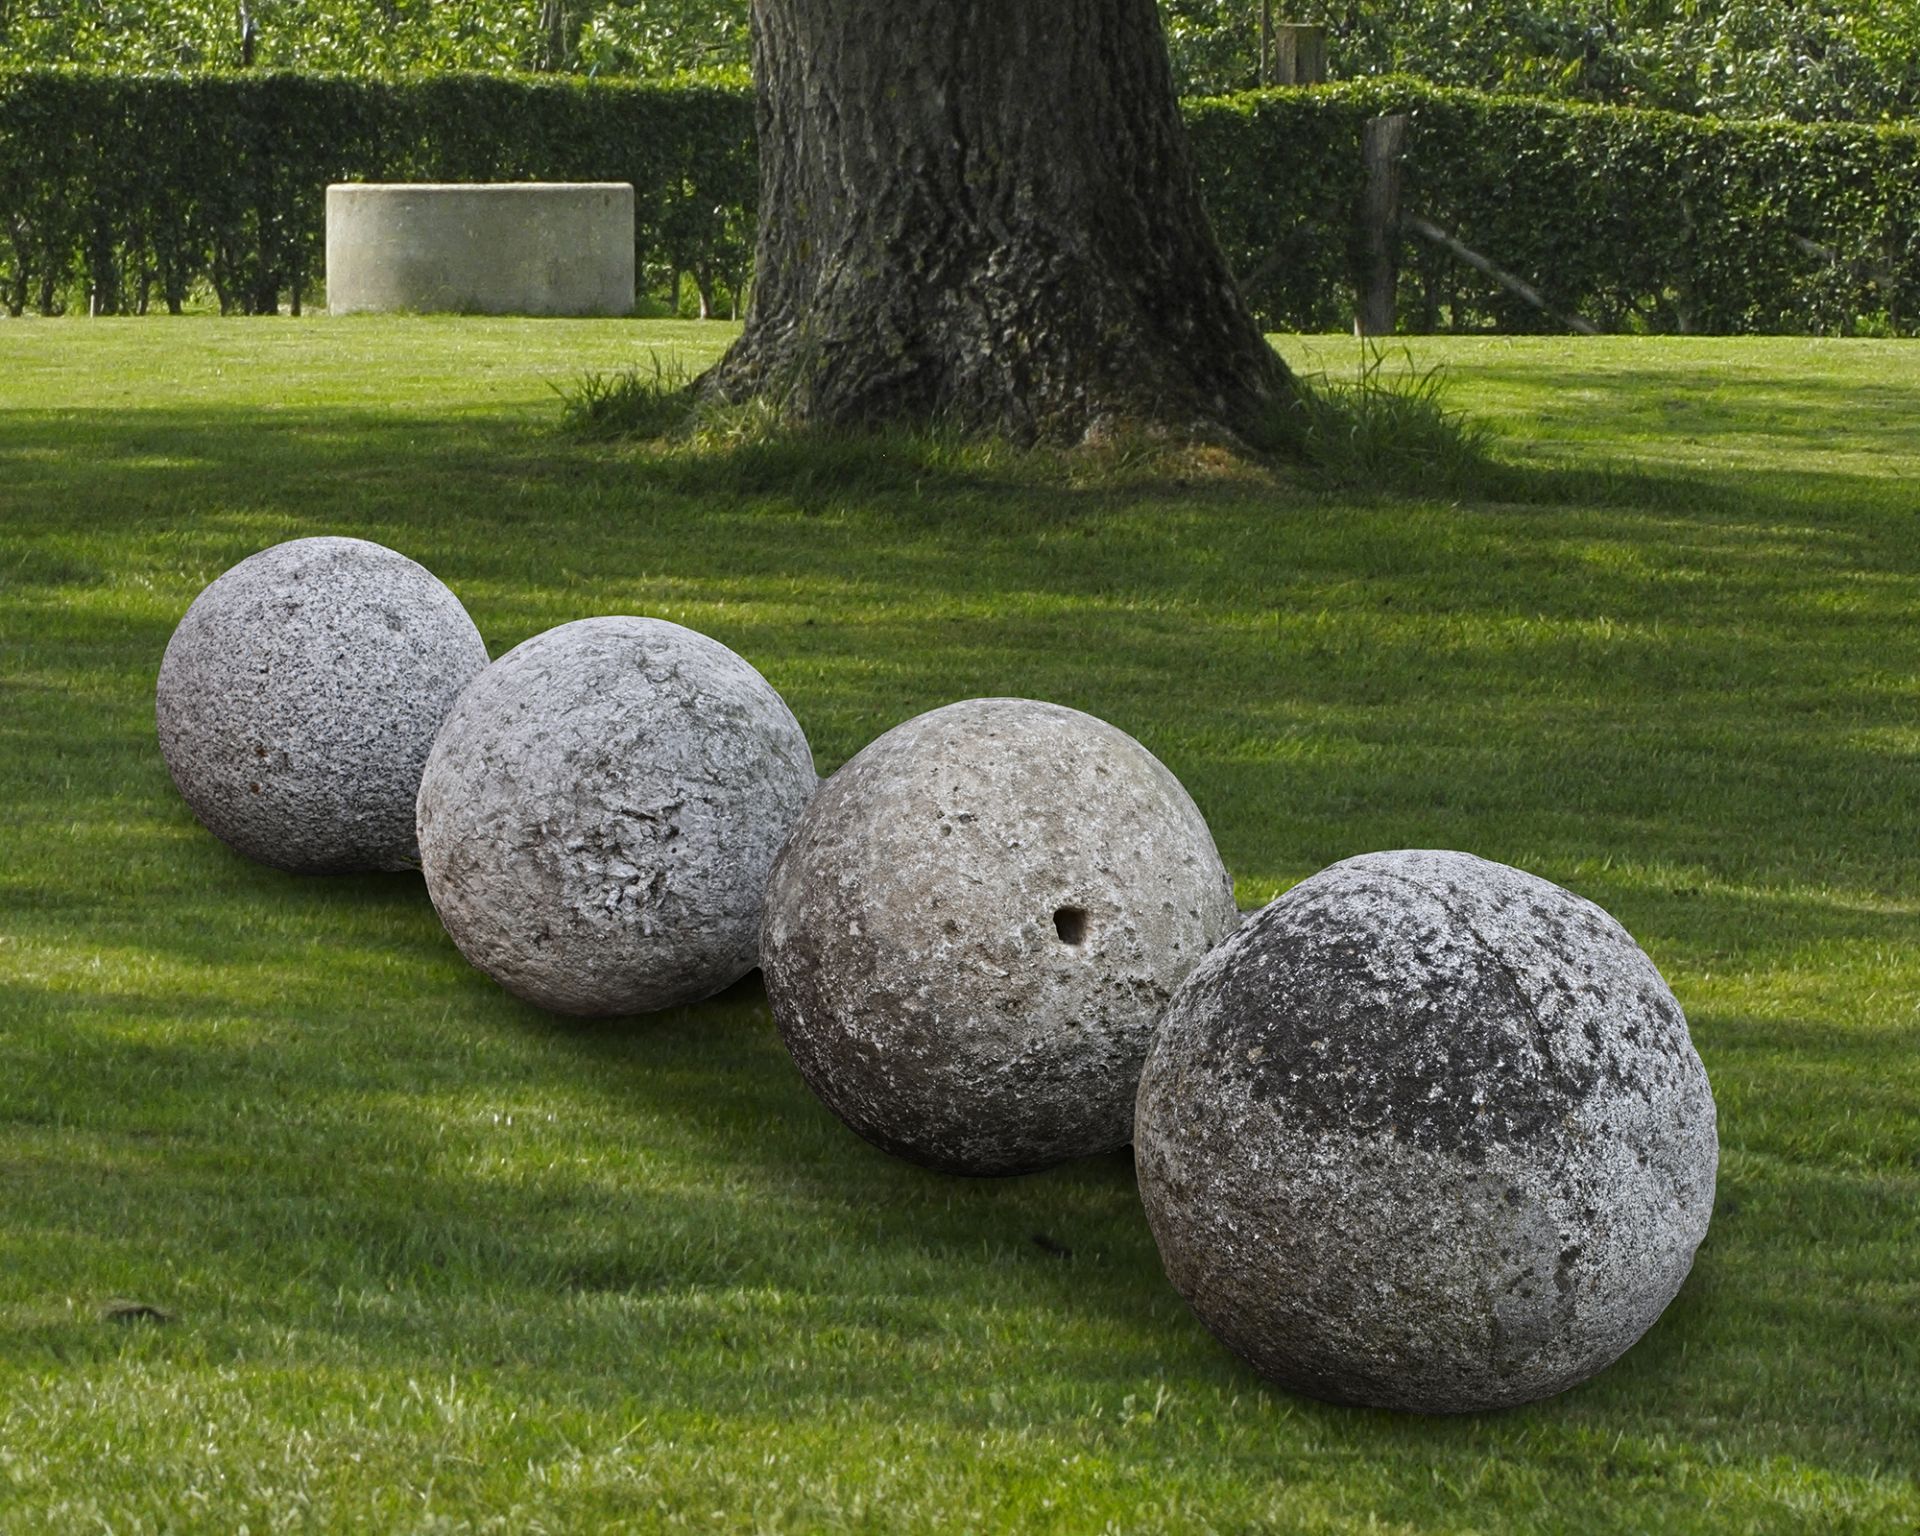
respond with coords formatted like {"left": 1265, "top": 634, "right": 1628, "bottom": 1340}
{"left": 1, "top": 319, "right": 1916, "bottom": 1534}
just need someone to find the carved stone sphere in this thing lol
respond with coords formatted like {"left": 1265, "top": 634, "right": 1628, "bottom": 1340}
{"left": 416, "top": 616, "right": 817, "bottom": 1017}
{"left": 1135, "top": 849, "right": 1718, "bottom": 1413}
{"left": 762, "top": 697, "right": 1240, "bottom": 1176}
{"left": 155, "top": 536, "right": 488, "bottom": 874}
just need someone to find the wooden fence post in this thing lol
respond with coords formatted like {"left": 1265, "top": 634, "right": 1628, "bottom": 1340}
{"left": 1272, "top": 24, "right": 1328, "bottom": 86}
{"left": 1356, "top": 113, "right": 1408, "bottom": 336}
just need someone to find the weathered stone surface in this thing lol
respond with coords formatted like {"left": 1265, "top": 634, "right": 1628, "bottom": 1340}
{"left": 1135, "top": 849, "right": 1718, "bottom": 1413}
{"left": 762, "top": 697, "right": 1239, "bottom": 1176}
{"left": 155, "top": 536, "right": 488, "bottom": 874}
{"left": 416, "top": 616, "right": 817, "bottom": 1017}
{"left": 326, "top": 183, "right": 635, "bottom": 317}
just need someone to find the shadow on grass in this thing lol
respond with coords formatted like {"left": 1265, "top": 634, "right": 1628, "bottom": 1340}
{"left": 3, "top": 395, "right": 1919, "bottom": 1506}
{"left": 1459, "top": 361, "right": 1920, "bottom": 456}
{"left": 5, "top": 918, "right": 1916, "bottom": 1485}
{"left": 0, "top": 389, "right": 1912, "bottom": 529}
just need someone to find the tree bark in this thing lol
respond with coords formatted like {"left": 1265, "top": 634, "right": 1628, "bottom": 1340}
{"left": 700, "top": 0, "right": 1290, "bottom": 443}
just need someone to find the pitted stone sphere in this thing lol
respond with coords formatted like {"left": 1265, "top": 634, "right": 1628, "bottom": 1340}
{"left": 416, "top": 616, "right": 817, "bottom": 1017}
{"left": 762, "top": 697, "right": 1240, "bottom": 1177}
{"left": 155, "top": 536, "right": 489, "bottom": 874}
{"left": 1135, "top": 849, "right": 1718, "bottom": 1414}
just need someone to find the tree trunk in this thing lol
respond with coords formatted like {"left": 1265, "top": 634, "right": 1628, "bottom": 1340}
{"left": 700, "top": 0, "right": 1289, "bottom": 443}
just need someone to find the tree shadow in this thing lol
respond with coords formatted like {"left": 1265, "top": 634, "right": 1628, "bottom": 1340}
{"left": 3, "top": 387, "right": 1917, "bottom": 1501}
{"left": 6, "top": 916, "right": 1913, "bottom": 1484}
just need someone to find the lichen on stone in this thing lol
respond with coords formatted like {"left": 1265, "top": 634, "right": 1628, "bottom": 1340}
{"left": 1135, "top": 848, "right": 1719, "bottom": 1413}
{"left": 416, "top": 615, "right": 817, "bottom": 1017}
{"left": 762, "top": 696, "right": 1240, "bottom": 1176}
{"left": 155, "top": 536, "right": 488, "bottom": 874}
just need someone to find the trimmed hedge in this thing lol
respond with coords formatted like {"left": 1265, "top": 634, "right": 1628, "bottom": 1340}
{"left": 2, "top": 70, "right": 1915, "bottom": 332}
{"left": 1191, "top": 81, "right": 1920, "bottom": 336}
{"left": 0, "top": 71, "right": 753, "bottom": 316}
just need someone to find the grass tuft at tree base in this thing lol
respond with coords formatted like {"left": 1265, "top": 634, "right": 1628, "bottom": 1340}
{"left": 557, "top": 355, "right": 1284, "bottom": 498}
{"left": 559, "top": 338, "right": 1498, "bottom": 500}
{"left": 1257, "top": 342, "right": 1498, "bottom": 495}
{"left": 554, "top": 350, "right": 701, "bottom": 440}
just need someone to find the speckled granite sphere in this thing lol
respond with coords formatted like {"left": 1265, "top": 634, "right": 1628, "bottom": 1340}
{"left": 155, "top": 536, "right": 488, "bottom": 874}
{"left": 416, "top": 616, "right": 817, "bottom": 1017}
{"left": 762, "top": 697, "right": 1239, "bottom": 1176}
{"left": 1135, "top": 849, "right": 1717, "bottom": 1414}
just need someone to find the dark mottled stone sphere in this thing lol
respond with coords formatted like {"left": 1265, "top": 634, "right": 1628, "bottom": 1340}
{"left": 762, "top": 697, "right": 1240, "bottom": 1177}
{"left": 416, "top": 616, "right": 817, "bottom": 1017}
{"left": 1135, "top": 849, "right": 1717, "bottom": 1413}
{"left": 155, "top": 536, "right": 488, "bottom": 873}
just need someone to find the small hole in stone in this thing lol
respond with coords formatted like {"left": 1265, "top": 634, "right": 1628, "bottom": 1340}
{"left": 1053, "top": 906, "right": 1089, "bottom": 945}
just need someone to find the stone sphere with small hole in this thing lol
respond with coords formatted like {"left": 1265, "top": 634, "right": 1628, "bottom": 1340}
{"left": 155, "top": 536, "right": 489, "bottom": 874}
{"left": 761, "top": 697, "right": 1240, "bottom": 1176}
{"left": 416, "top": 616, "right": 817, "bottom": 1017}
{"left": 1135, "top": 849, "right": 1718, "bottom": 1414}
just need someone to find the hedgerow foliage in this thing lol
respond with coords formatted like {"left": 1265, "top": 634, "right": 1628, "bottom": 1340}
{"left": 7, "top": 0, "right": 1917, "bottom": 121}
{"left": 1164, "top": 0, "right": 1920, "bottom": 122}
{"left": 0, "top": 71, "right": 752, "bottom": 315}
{"left": 1195, "top": 81, "right": 1920, "bottom": 335}
{"left": 2, "top": 71, "right": 1914, "bottom": 332}
{"left": 0, "top": 0, "right": 752, "bottom": 82}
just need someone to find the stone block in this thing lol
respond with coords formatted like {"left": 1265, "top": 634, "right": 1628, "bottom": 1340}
{"left": 326, "top": 182, "right": 635, "bottom": 317}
